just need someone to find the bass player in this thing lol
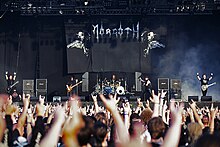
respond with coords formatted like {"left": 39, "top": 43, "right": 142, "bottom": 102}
{"left": 197, "top": 72, "right": 215, "bottom": 96}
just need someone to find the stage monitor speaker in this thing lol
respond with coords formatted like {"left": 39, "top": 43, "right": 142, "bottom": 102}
{"left": 82, "top": 72, "right": 89, "bottom": 92}
{"left": 171, "top": 79, "right": 181, "bottom": 90}
{"left": 188, "top": 96, "right": 198, "bottom": 102}
{"left": 36, "top": 79, "right": 47, "bottom": 90}
{"left": 53, "top": 96, "right": 61, "bottom": 103}
{"left": 135, "top": 72, "right": 142, "bottom": 91}
{"left": 23, "top": 80, "right": 34, "bottom": 91}
{"left": 201, "top": 96, "right": 212, "bottom": 101}
{"left": 158, "top": 78, "right": 169, "bottom": 90}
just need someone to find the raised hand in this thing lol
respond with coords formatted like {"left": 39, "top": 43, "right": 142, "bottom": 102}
{"left": 109, "top": 93, "right": 120, "bottom": 105}
{"left": 122, "top": 101, "right": 131, "bottom": 115}
{"left": 150, "top": 90, "right": 160, "bottom": 104}
{"left": 23, "top": 94, "right": 30, "bottom": 109}
{"left": 189, "top": 99, "right": 197, "bottom": 109}
{"left": 210, "top": 103, "right": 218, "bottom": 118}
{"left": 137, "top": 98, "right": 143, "bottom": 108}
{"left": 54, "top": 107, "right": 66, "bottom": 124}
{"left": 4, "top": 103, "right": 17, "bottom": 115}
{"left": 170, "top": 100, "right": 183, "bottom": 123}
{"left": 39, "top": 95, "right": 45, "bottom": 105}
{"left": 163, "top": 100, "right": 168, "bottom": 110}
{"left": 91, "top": 94, "right": 98, "bottom": 102}
{"left": 63, "top": 96, "right": 84, "bottom": 147}
{"left": 160, "top": 90, "right": 167, "bottom": 99}
{"left": 99, "top": 94, "right": 117, "bottom": 113}
{"left": 145, "top": 100, "right": 150, "bottom": 109}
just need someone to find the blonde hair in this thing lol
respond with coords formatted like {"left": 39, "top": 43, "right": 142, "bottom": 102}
{"left": 187, "top": 122, "right": 203, "bottom": 143}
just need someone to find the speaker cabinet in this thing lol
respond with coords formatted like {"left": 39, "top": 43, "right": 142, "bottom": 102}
{"left": 201, "top": 96, "right": 212, "bottom": 101}
{"left": 23, "top": 80, "right": 34, "bottom": 91}
{"left": 188, "top": 96, "right": 198, "bottom": 102}
{"left": 170, "top": 90, "right": 181, "bottom": 100}
{"left": 171, "top": 79, "right": 181, "bottom": 90}
{"left": 82, "top": 72, "right": 89, "bottom": 92}
{"left": 158, "top": 78, "right": 169, "bottom": 90}
{"left": 135, "top": 72, "right": 142, "bottom": 91}
{"left": 36, "top": 79, "right": 47, "bottom": 90}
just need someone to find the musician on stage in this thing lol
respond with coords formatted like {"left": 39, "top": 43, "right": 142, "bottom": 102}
{"left": 139, "top": 75, "right": 152, "bottom": 101}
{"left": 66, "top": 76, "right": 78, "bottom": 96}
{"left": 197, "top": 72, "right": 214, "bottom": 96}
{"left": 110, "top": 74, "right": 120, "bottom": 93}
{"left": 5, "top": 71, "right": 17, "bottom": 94}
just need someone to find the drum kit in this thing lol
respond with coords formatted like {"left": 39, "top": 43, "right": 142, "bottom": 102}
{"left": 92, "top": 78, "right": 127, "bottom": 96}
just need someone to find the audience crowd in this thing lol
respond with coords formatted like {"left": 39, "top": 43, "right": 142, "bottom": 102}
{"left": 0, "top": 89, "right": 220, "bottom": 147}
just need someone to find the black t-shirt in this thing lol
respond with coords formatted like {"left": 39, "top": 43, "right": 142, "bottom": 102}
{"left": 201, "top": 78, "right": 209, "bottom": 85}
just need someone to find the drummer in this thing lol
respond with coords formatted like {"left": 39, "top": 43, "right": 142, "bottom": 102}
{"left": 110, "top": 74, "right": 120, "bottom": 93}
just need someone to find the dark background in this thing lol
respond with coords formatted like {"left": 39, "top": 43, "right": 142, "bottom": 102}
{"left": 0, "top": 13, "right": 220, "bottom": 101}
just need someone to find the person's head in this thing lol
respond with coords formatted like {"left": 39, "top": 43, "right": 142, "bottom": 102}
{"left": 145, "top": 76, "right": 149, "bottom": 81}
{"left": 95, "top": 112, "right": 108, "bottom": 125}
{"left": 187, "top": 122, "right": 203, "bottom": 143}
{"left": 78, "top": 116, "right": 95, "bottom": 146}
{"left": 70, "top": 76, "right": 74, "bottom": 81}
{"left": 202, "top": 115, "right": 209, "bottom": 126}
{"left": 148, "top": 117, "right": 166, "bottom": 139}
{"left": 112, "top": 74, "right": 116, "bottom": 80}
{"left": 194, "top": 133, "right": 220, "bottom": 147}
{"left": 130, "top": 113, "right": 141, "bottom": 124}
{"left": 202, "top": 74, "right": 207, "bottom": 79}
{"left": 90, "top": 121, "right": 108, "bottom": 147}
{"left": 77, "top": 31, "right": 85, "bottom": 40}
{"left": 9, "top": 75, "right": 13, "bottom": 80}
{"left": 140, "top": 108, "right": 153, "bottom": 126}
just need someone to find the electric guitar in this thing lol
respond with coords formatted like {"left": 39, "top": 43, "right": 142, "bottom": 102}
{"left": 66, "top": 81, "right": 83, "bottom": 93}
{"left": 7, "top": 81, "right": 19, "bottom": 92}
{"left": 201, "top": 82, "right": 216, "bottom": 91}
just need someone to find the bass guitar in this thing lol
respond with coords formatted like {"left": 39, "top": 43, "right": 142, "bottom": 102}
{"left": 201, "top": 82, "right": 216, "bottom": 91}
{"left": 7, "top": 81, "right": 19, "bottom": 92}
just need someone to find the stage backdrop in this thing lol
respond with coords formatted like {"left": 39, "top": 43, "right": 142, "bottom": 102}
{"left": 65, "top": 16, "right": 167, "bottom": 73}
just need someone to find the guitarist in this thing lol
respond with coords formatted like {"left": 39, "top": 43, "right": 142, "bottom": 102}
{"left": 197, "top": 73, "right": 213, "bottom": 96}
{"left": 139, "top": 75, "right": 152, "bottom": 101}
{"left": 66, "top": 76, "right": 78, "bottom": 96}
{"left": 5, "top": 71, "right": 17, "bottom": 94}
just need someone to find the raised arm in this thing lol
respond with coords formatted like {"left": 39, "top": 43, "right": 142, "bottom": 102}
{"left": 0, "top": 96, "right": 7, "bottom": 141}
{"left": 62, "top": 97, "right": 84, "bottom": 147}
{"left": 209, "top": 73, "right": 213, "bottom": 81}
{"left": 5, "top": 71, "right": 8, "bottom": 80}
{"left": 39, "top": 107, "right": 65, "bottom": 147}
{"left": 13, "top": 72, "right": 16, "bottom": 80}
{"left": 16, "top": 94, "right": 30, "bottom": 134}
{"left": 189, "top": 100, "right": 204, "bottom": 129}
{"left": 99, "top": 94, "right": 129, "bottom": 144}
{"left": 91, "top": 94, "right": 99, "bottom": 114}
{"left": 150, "top": 90, "right": 160, "bottom": 118}
{"left": 162, "top": 100, "right": 183, "bottom": 147}
{"left": 209, "top": 104, "right": 218, "bottom": 134}
{"left": 196, "top": 73, "right": 201, "bottom": 81}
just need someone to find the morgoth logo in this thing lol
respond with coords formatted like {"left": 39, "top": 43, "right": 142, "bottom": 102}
{"left": 92, "top": 22, "right": 140, "bottom": 41}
